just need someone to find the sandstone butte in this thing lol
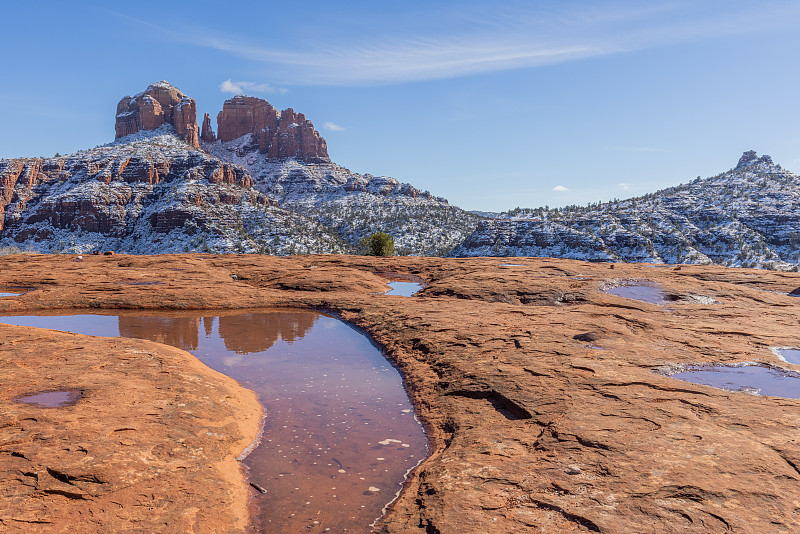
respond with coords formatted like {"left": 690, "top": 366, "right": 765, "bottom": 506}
{"left": 1, "top": 254, "right": 800, "bottom": 533}
{"left": 114, "top": 82, "right": 329, "bottom": 161}
{"left": 115, "top": 81, "right": 201, "bottom": 149}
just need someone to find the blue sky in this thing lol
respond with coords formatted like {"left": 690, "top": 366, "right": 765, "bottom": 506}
{"left": 2, "top": 0, "right": 799, "bottom": 212}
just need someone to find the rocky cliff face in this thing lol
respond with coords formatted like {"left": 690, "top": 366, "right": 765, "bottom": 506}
{"left": 214, "top": 96, "right": 328, "bottom": 161}
{"left": 451, "top": 152, "right": 800, "bottom": 270}
{"left": 115, "top": 82, "right": 200, "bottom": 149}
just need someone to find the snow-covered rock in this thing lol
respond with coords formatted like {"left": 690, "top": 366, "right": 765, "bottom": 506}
{"left": 203, "top": 136, "right": 481, "bottom": 256}
{"left": 0, "top": 128, "right": 349, "bottom": 255}
{"left": 450, "top": 152, "right": 800, "bottom": 270}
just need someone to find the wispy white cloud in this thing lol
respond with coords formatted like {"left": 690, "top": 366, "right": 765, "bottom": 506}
{"left": 322, "top": 122, "right": 345, "bottom": 132}
{"left": 126, "top": 1, "right": 800, "bottom": 86}
{"left": 552, "top": 185, "right": 570, "bottom": 192}
{"left": 219, "top": 78, "right": 287, "bottom": 95}
{"left": 618, "top": 182, "right": 631, "bottom": 190}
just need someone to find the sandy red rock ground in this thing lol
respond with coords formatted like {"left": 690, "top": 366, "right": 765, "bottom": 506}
{"left": 1, "top": 253, "right": 800, "bottom": 533}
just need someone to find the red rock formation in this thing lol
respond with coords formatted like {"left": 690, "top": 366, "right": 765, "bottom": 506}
{"left": 201, "top": 113, "right": 216, "bottom": 143}
{"left": 114, "top": 81, "right": 200, "bottom": 149}
{"left": 215, "top": 96, "right": 329, "bottom": 161}
{"left": 205, "top": 161, "right": 253, "bottom": 188}
{"left": 216, "top": 96, "right": 279, "bottom": 145}
{"left": 0, "top": 158, "right": 56, "bottom": 232}
{"left": 173, "top": 98, "right": 199, "bottom": 149}
{"left": 114, "top": 84, "right": 326, "bottom": 159}
{"left": 0, "top": 146, "right": 261, "bottom": 240}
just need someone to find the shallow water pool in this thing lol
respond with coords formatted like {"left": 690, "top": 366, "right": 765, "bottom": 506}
{"left": 14, "top": 390, "right": 82, "bottom": 407}
{"left": 0, "top": 310, "right": 427, "bottom": 532}
{"left": 664, "top": 364, "right": 800, "bottom": 398}
{"left": 605, "top": 282, "right": 668, "bottom": 305}
{"left": 385, "top": 281, "right": 422, "bottom": 297}
{"left": 775, "top": 348, "right": 800, "bottom": 365}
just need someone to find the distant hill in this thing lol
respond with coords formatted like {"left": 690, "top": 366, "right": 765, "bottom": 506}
{"left": 450, "top": 151, "right": 800, "bottom": 271}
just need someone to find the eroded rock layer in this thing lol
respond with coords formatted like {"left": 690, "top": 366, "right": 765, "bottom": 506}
{"left": 1, "top": 254, "right": 800, "bottom": 533}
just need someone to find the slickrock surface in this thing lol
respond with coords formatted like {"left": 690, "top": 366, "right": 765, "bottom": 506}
{"left": 0, "top": 317, "right": 260, "bottom": 532}
{"left": 1, "top": 254, "right": 800, "bottom": 532}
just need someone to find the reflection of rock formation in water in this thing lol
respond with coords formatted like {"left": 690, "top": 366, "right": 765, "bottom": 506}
{"left": 217, "top": 312, "right": 317, "bottom": 354}
{"left": 117, "top": 313, "right": 317, "bottom": 354}
{"left": 118, "top": 316, "right": 200, "bottom": 351}
{"left": 203, "top": 316, "right": 215, "bottom": 337}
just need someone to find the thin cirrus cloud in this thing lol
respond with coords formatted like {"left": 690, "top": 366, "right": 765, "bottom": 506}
{"left": 552, "top": 185, "right": 570, "bottom": 192}
{"left": 322, "top": 122, "right": 345, "bottom": 132}
{"left": 137, "top": 1, "right": 800, "bottom": 86}
{"left": 219, "top": 79, "right": 287, "bottom": 95}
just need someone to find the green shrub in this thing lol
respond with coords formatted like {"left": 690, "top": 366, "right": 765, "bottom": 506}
{"left": 361, "top": 232, "right": 395, "bottom": 256}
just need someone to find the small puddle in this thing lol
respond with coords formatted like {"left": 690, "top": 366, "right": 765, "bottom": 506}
{"left": 604, "top": 281, "right": 668, "bottom": 305}
{"left": 774, "top": 348, "right": 800, "bottom": 365}
{"left": 0, "top": 311, "right": 427, "bottom": 532}
{"left": 0, "top": 287, "right": 33, "bottom": 297}
{"left": 499, "top": 264, "right": 525, "bottom": 267}
{"left": 114, "top": 280, "right": 164, "bottom": 286}
{"left": 660, "top": 364, "right": 800, "bottom": 398}
{"left": 377, "top": 273, "right": 424, "bottom": 297}
{"left": 14, "top": 390, "right": 82, "bottom": 407}
{"left": 385, "top": 282, "right": 422, "bottom": 297}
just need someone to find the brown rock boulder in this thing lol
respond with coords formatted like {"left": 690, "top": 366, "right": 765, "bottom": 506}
{"left": 114, "top": 81, "right": 200, "bottom": 149}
